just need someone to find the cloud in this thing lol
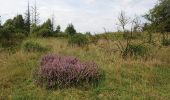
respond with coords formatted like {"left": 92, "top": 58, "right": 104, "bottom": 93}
{"left": 0, "top": 0, "right": 157, "bottom": 33}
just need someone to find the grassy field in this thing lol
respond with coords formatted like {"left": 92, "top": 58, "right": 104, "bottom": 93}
{"left": 0, "top": 37, "right": 170, "bottom": 100}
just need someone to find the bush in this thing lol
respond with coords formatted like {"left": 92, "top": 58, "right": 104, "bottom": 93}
{"left": 162, "top": 39, "right": 170, "bottom": 46}
{"left": 0, "top": 28, "right": 25, "bottom": 47}
{"left": 54, "top": 32, "right": 69, "bottom": 38}
{"left": 65, "top": 24, "right": 76, "bottom": 35}
{"left": 123, "top": 44, "right": 148, "bottom": 58}
{"left": 22, "top": 41, "right": 49, "bottom": 52}
{"left": 37, "top": 28, "right": 53, "bottom": 37}
{"left": 35, "top": 54, "right": 103, "bottom": 88}
{"left": 69, "top": 34, "right": 89, "bottom": 47}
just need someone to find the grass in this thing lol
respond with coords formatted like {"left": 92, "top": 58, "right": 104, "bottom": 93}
{"left": 0, "top": 37, "right": 170, "bottom": 100}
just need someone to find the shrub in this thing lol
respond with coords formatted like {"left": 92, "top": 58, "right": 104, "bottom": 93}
{"left": 65, "top": 24, "right": 76, "bottom": 35}
{"left": 54, "top": 32, "right": 69, "bottom": 38}
{"left": 0, "top": 30, "right": 25, "bottom": 48}
{"left": 35, "top": 54, "right": 103, "bottom": 88}
{"left": 22, "top": 41, "right": 49, "bottom": 52}
{"left": 162, "top": 39, "right": 170, "bottom": 46}
{"left": 90, "top": 35, "right": 100, "bottom": 44}
{"left": 123, "top": 44, "right": 148, "bottom": 58}
{"left": 69, "top": 34, "right": 89, "bottom": 47}
{"left": 37, "top": 28, "right": 53, "bottom": 37}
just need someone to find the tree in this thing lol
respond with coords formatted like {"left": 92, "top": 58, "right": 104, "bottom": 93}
{"left": 117, "top": 11, "right": 129, "bottom": 32}
{"left": 131, "top": 16, "right": 141, "bottom": 33}
{"left": 0, "top": 16, "right": 2, "bottom": 28}
{"left": 3, "top": 19, "right": 15, "bottom": 33}
{"left": 51, "top": 13, "right": 55, "bottom": 31}
{"left": 56, "top": 25, "right": 61, "bottom": 33}
{"left": 25, "top": 1, "right": 31, "bottom": 35}
{"left": 130, "top": 16, "right": 142, "bottom": 38}
{"left": 145, "top": 0, "right": 170, "bottom": 41}
{"left": 35, "top": 19, "right": 53, "bottom": 37}
{"left": 65, "top": 24, "right": 76, "bottom": 35}
{"left": 116, "top": 11, "right": 132, "bottom": 58}
{"left": 32, "top": 0, "right": 40, "bottom": 25}
{"left": 42, "top": 19, "right": 53, "bottom": 31}
{"left": 13, "top": 15, "right": 25, "bottom": 31}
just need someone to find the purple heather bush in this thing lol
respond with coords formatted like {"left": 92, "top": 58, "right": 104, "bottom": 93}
{"left": 35, "top": 54, "right": 103, "bottom": 88}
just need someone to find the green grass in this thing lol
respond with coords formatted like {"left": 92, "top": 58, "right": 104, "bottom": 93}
{"left": 0, "top": 37, "right": 170, "bottom": 100}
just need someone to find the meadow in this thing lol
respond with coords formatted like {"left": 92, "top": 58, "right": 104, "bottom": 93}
{"left": 0, "top": 33, "right": 170, "bottom": 100}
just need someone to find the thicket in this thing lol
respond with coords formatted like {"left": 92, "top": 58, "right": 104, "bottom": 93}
{"left": 69, "top": 33, "right": 89, "bottom": 47}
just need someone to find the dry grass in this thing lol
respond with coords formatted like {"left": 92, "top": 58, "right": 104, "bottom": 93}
{"left": 0, "top": 37, "right": 170, "bottom": 100}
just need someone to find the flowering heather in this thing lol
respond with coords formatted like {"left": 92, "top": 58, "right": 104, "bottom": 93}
{"left": 36, "top": 54, "right": 102, "bottom": 88}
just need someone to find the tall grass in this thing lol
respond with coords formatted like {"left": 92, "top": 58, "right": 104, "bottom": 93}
{"left": 0, "top": 37, "right": 170, "bottom": 99}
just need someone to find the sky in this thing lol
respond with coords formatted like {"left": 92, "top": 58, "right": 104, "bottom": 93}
{"left": 0, "top": 0, "right": 157, "bottom": 33}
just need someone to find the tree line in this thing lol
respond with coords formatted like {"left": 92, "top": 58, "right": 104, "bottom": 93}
{"left": 0, "top": 0, "right": 170, "bottom": 47}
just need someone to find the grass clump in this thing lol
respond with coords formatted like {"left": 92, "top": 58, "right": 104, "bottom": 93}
{"left": 22, "top": 40, "right": 49, "bottom": 52}
{"left": 69, "top": 34, "right": 89, "bottom": 47}
{"left": 162, "top": 39, "right": 170, "bottom": 46}
{"left": 35, "top": 54, "right": 103, "bottom": 89}
{"left": 123, "top": 44, "right": 148, "bottom": 58}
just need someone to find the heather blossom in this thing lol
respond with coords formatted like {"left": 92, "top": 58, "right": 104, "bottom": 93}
{"left": 36, "top": 54, "right": 102, "bottom": 88}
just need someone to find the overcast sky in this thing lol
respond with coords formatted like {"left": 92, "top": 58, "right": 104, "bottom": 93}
{"left": 0, "top": 0, "right": 157, "bottom": 33}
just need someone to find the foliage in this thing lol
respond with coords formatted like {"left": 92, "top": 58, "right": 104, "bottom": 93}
{"left": 123, "top": 44, "right": 148, "bottom": 58}
{"left": 30, "top": 19, "right": 53, "bottom": 37}
{"left": 162, "top": 39, "right": 170, "bottom": 46}
{"left": 69, "top": 33, "right": 89, "bottom": 47}
{"left": 36, "top": 28, "right": 52, "bottom": 37}
{"left": 2, "top": 15, "right": 27, "bottom": 34}
{"left": 145, "top": 0, "right": 170, "bottom": 33}
{"left": 22, "top": 40, "right": 49, "bottom": 52}
{"left": 35, "top": 54, "right": 103, "bottom": 88}
{"left": 54, "top": 32, "right": 69, "bottom": 38}
{"left": 65, "top": 24, "right": 76, "bottom": 35}
{"left": 55, "top": 25, "right": 61, "bottom": 33}
{"left": 0, "top": 27, "right": 25, "bottom": 47}
{"left": 13, "top": 15, "right": 25, "bottom": 32}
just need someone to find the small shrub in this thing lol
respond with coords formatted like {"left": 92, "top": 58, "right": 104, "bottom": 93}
{"left": 123, "top": 44, "right": 148, "bottom": 58}
{"left": 22, "top": 41, "right": 49, "bottom": 52}
{"left": 0, "top": 32, "right": 25, "bottom": 48}
{"left": 162, "top": 39, "right": 170, "bottom": 46}
{"left": 54, "top": 32, "right": 69, "bottom": 38}
{"left": 35, "top": 54, "right": 103, "bottom": 88}
{"left": 36, "top": 28, "right": 52, "bottom": 37}
{"left": 69, "top": 34, "right": 89, "bottom": 47}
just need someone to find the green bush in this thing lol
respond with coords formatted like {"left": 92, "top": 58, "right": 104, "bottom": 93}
{"left": 65, "top": 24, "right": 76, "bottom": 35}
{"left": 37, "top": 28, "right": 53, "bottom": 37}
{"left": 162, "top": 39, "right": 170, "bottom": 46}
{"left": 54, "top": 32, "right": 69, "bottom": 38}
{"left": 69, "top": 34, "right": 89, "bottom": 47}
{"left": 123, "top": 44, "right": 148, "bottom": 58}
{"left": 0, "top": 27, "right": 25, "bottom": 48}
{"left": 90, "top": 35, "right": 100, "bottom": 44}
{"left": 22, "top": 41, "right": 49, "bottom": 52}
